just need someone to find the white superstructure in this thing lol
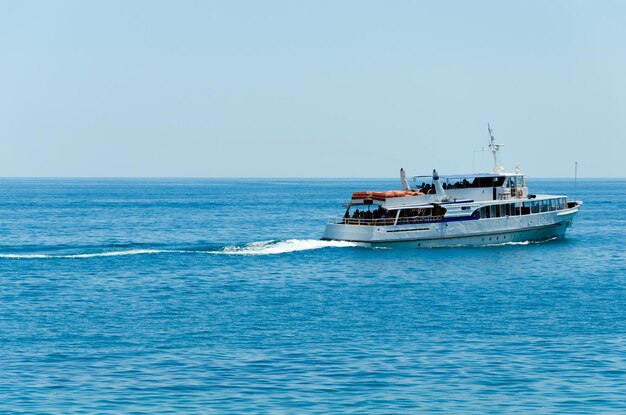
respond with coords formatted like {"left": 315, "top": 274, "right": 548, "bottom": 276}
{"left": 322, "top": 127, "right": 581, "bottom": 247}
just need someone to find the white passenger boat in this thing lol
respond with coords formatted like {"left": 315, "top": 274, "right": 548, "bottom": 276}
{"left": 322, "top": 126, "right": 582, "bottom": 247}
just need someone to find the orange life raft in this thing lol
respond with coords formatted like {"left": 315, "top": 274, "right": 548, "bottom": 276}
{"left": 351, "top": 190, "right": 425, "bottom": 201}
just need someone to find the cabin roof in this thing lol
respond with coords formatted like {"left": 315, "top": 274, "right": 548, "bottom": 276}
{"left": 383, "top": 202, "right": 436, "bottom": 210}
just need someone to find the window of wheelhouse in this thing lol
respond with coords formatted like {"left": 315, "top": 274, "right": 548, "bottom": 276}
{"left": 472, "top": 176, "right": 506, "bottom": 188}
{"left": 507, "top": 176, "right": 522, "bottom": 193}
{"left": 505, "top": 177, "right": 513, "bottom": 190}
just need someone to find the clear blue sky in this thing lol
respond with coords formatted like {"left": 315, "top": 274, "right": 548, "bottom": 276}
{"left": 1, "top": 1, "right": 624, "bottom": 178}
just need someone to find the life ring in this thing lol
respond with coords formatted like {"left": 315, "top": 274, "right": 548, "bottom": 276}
{"left": 516, "top": 189, "right": 524, "bottom": 198}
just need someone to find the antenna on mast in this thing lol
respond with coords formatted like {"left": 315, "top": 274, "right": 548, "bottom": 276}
{"left": 487, "top": 123, "right": 505, "bottom": 174}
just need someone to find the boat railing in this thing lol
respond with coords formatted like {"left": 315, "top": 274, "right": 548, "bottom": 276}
{"left": 330, "top": 215, "right": 444, "bottom": 226}
{"left": 331, "top": 217, "right": 396, "bottom": 226}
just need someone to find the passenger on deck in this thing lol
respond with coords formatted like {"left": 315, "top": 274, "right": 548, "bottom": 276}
{"left": 376, "top": 206, "right": 385, "bottom": 219}
{"left": 353, "top": 209, "right": 360, "bottom": 218}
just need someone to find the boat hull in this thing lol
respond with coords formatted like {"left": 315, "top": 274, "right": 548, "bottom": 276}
{"left": 322, "top": 207, "right": 579, "bottom": 247}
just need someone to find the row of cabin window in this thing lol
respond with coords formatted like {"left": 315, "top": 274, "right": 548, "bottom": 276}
{"left": 440, "top": 176, "right": 506, "bottom": 190}
{"left": 477, "top": 198, "right": 566, "bottom": 219}
{"left": 396, "top": 205, "right": 447, "bottom": 218}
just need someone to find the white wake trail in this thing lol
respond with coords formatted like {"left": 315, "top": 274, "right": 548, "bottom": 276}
{"left": 62, "top": 249, "right": 168, "bottom": 258}
{"left": 0, "top": 249, "right": 173, "bottom": 259}
{"left": 216, "top": 239, "right": 367, "bottom": 256}
{"left": 0, "top": 240, "right": 367, "bottom": 259}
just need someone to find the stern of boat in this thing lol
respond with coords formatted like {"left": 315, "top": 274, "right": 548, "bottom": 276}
{"left": 322, "top": 221, "right": 378, "bottom": 242}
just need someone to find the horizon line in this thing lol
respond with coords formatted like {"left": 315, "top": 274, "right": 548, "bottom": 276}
{"left": 0, "top": 176, "right": 622, "bottom": 180}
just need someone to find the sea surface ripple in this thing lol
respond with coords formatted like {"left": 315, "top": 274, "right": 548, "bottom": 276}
{"left": 0, "top": 178, "right": 624, "bottom": 414}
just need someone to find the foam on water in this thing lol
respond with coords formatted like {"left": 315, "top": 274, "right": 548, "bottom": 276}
{"left": 484, "top": 236, "right": 560, "bottom": 247}
{"left": 0, "top": 249, "right": 170, "bottom": 259}
{"left": 0, "top": 240, "right": 366, "bottom": 259}
{"left": 217, "top": 239, "right": 367, "bottom": 256}
{"left": 0, "top": 237, "right": 559, "bottom": 259}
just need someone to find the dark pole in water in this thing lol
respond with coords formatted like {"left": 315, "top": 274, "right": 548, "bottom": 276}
{"left": 574, "top": 161, "right": 578, "bottom": 202}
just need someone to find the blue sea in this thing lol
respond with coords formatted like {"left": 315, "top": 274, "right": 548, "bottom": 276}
{"left": 1, "top": 178, "right": 624, "bottom": 414}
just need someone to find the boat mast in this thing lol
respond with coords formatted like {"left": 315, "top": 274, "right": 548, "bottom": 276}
{"left": 487, "top": 123, "right": 505, "bottom": 174}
